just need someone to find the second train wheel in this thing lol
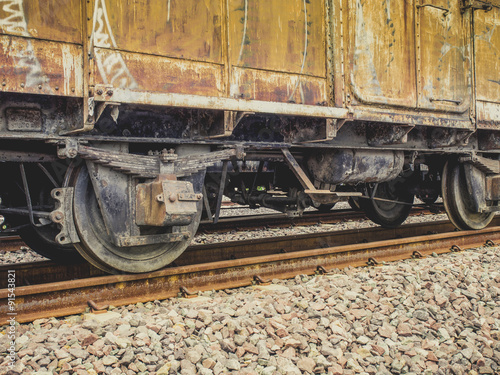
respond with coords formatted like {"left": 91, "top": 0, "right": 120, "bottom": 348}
{"left": 19, "top": 224, "right": 83, "bottom": 263}
{"left": 359, "top": 180, "right": 414, "bottom": 228}
{"left": 69, "top": 165, "right": 201, "bottom": 274}
{"left": 442, "top": 159, "right": 495, "bottom": 230}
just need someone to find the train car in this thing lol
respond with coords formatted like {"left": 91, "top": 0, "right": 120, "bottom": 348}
{"left": 0, "top": 0, "right": 499, "bottom": 273}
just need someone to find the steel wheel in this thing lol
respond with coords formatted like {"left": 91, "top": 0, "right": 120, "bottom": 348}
{"left": 19, "top": 224, "right": 83, "bottom": 263}
{"left": 70, "top": 165, "right": 201, "bottom": 273}
{"left": 359, "top": 181, "right": 414, "bottom": 228}
{"left": 13, "top": 163, "right": 82, "bottom": 263}
{"left": 442, "top": 159, "right": 494, "bottom": 230}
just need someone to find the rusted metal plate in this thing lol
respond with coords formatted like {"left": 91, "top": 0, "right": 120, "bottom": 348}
{"left": 231, "top": 67, "right": 327, "bottom": 105}
{"left": 228, "top": 0, "right": 326, "bottom": 76}
{"left": 92, "top": 48, "right": 225, "bottom": 96}
{"left": 474, "top": 7, "right": 500, "bottom": 129}
{"left": 351, "top": 107, "right": 474, "bottom": 129}
{"left": 92, "top": 0, "right": 223, "bottom": 64}
{"left": 348, "top": 0, "right": 417, "bottom": 107}
{"left": 0, "top": 0, "right": 82, "bottom": 44}
{"left": 416, "top": 0, "right": 471, "bottom": 112}
{"left": 0, "top": 36, "right": 83, "bottom": 97}
{"left": 228, "top": 0, "right": 327, "bottom": 104}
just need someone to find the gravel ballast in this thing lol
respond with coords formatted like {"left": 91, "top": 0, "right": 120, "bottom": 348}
{"left": 2, "top": 244, "right": 500, "bottom": 375}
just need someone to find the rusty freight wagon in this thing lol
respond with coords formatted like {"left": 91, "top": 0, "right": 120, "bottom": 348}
{"left": 0, "top": 0, "right": 499, "bottom": 273}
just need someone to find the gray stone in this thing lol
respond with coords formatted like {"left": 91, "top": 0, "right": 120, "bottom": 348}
{"left": 185, "top": 349, "right": 202, "bottom": 364}
{"left": 413, "top": 310, "right": 430, "bottom": 321}
{"left": 226, "top": 358, "right": 241, "bottom": 370}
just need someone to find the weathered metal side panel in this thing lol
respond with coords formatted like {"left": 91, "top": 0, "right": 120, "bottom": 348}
{"left": 0, "top": 0, "right": 82, "bottom": 44}
{"left": 0, "top": 0, "right": 84, "bottom": 97}
{"left": 416, "top": 0, "right": 471, "bottom": 113}
{"left": 90, "top": 0, "right": 225, "bottom": 97}
{"left": 95, "top": 0, "right": 223, "bottom": 64}
{"left": 474, "top": 7, "right": 500, "bottom": 129}
{"left": 347, "top": 0, "right": 417, "bottom": 108}
{"left": 228, "top": 0, "right": 328, "bottom": 104}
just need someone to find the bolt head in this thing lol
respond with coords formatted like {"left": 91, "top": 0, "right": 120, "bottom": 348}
{"left": 169, "top": 193, "right": 177, "bottom": 202}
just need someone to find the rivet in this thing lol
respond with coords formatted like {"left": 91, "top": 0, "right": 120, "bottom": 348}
{"left": 38, "top": 85, "right": 42, "bottom": 89}
{"left": 71, "top": 87, "right": 75, "bottom": 92}
{"left": 20, "top": 83, "right": 25, "bottom": 88}
{"left": 169, "top": 193, "right": 177, "bottom": 202}
{"left": 1, "top": 82, "right": 5, "bottom": 86}
{"left": 55, "top": 87, "right": 59, "bottom": 91}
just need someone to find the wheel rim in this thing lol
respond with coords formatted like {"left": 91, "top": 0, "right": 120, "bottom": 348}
{"left": 19, "top": 224, "right": 82, "bottom": 263}
{"left": 71, "top": 165, "right": 200, "bottom": 273}
{"left": 442, "top": 159, "right": 494, "bottom": 230}
{"left": 360, "top": 180, "right": 414, "bottom": 228}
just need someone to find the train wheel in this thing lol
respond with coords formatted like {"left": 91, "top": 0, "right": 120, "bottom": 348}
{"left": 70, "top": 165, "right": 201, "bottom": 273}
{"left": 19, "top": 224, "right": 83, "bottom": 263}
{"left": 442, "top": 159, "right": 494, "bottom": 230}
{"left": 359, "top": 181, "right": 414, "bottom": 228}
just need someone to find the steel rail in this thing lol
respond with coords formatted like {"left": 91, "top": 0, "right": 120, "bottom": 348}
{"left": 0, "top": 235, "right": 25, "bottom": 252}
{"left": 1, "top": 217, "right": 499, "bottom": 325}
{"left": 0, "top": 213, "right": 453, "bottom": 288}
{"left": 198, "top": 204, "right": 439, "bottom": 233}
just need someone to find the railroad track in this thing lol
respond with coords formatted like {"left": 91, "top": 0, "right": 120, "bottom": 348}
{"left": 0, "top": 204, "right": 442, "bottom": 252}
{"left": 1, "top": 215, "right": 498, "bottom": 325}
{"left": 0, "top": 235, "right": 26, "bottom": 252}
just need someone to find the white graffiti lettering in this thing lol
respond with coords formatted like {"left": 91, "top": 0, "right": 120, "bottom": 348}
{"left": 91, "top": 0, "right": 137, "bottom": 89}
{"left": 0, "top": 0, "right": 50, "bottom": 89}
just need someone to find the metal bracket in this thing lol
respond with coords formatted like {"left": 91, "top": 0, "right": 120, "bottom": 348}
{"left": 281, "top": 148, "right": 362, "bottom": 204}
{"left": 94, "top": 101, "right": 121, "bottom": 124}
{"left": 252, "top": 275, "right": 271, "bottom": 286}
{"left": 366, "top": 257, "right": 380, "bottom": 266}
{"left": 50, "top": 188, "right": 80, "bottom": 245}
{"left": 179, "top": 287, "right": 199, "bottom": 299}
{"left": 461, "top": 0, "right": 498, "bottom": 13}
{"left": 57, "top": 139, "right": 79, "bottom": 159}
{"left": 200, "top": 111, "right": 253, "bottom": 139}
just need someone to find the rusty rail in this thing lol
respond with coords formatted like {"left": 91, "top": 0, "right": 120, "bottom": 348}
{"left": 198, "top": 204, "right": 439, "bottom": 233}
{"left": 0, "top": 236, "right": 25, "bottom": 252}
{"left": 1, "top": 217, "right": 498, "bottom": 325}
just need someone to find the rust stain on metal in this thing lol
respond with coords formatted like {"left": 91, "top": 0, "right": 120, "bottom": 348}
{"left": 475, "top": 6, "right": 500, "bottom": 128}
{"left": 349, "top": 0, "right": 416, "bottom": 107}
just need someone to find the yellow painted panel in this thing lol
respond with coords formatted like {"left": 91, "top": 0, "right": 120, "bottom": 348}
{"left": 228, "top": 0, "right": 326, "bottom": 77}
{"left": 0, "top": 0, "right": 82, "bottom": 44}
{"left": 93, "top": 48, "right": 224, "bottom": 97}
{"left": 0, "top": 36, "right": 83, "bottom": 97}
{"left": 231, "top": 67, "right": 327, "bottom": 105}
{"left": 417, "top": 0, "right": 470, "bottom": 112}
{"left": 474, "top": 7, "right": 500, "bottom": 128}
{"left": 349, "top": 0, "right": 416, "bottom": 107}
{"left": 474, "top": 8, "right": 500, "bottom": 103}
{"left": 95, "top": 0, "right": 223, "bottom": 64}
